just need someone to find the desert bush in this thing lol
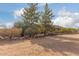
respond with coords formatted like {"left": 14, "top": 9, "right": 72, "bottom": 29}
{"left": 0, "top": 28, "right": 21, "bottom": 38}
{"left": 8, "top": 28, "right": 21, "bottom": 37}
{"left": 59, "top": 28, "right": 77, "bottom": 33}
{"left": 50, "top": 27, "right": 77, "bottom": 34}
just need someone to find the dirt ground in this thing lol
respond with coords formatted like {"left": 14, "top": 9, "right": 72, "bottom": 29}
{"left": 0, "top": 34, "right": 79, "bottom": 56}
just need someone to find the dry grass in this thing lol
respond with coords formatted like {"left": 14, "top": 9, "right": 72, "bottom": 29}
{"left": 0, "top": 28, "right": 21, "bottom": 37}
{"left": 0, "top": 34, "right": 79, "bottom": 56}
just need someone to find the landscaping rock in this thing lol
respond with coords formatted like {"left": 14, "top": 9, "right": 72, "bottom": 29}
{"left": 0, "top": 36, "right": 4, "bottom": 39}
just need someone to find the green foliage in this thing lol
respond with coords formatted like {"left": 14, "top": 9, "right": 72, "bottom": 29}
{"left": 14, "top": 3, "right": 78, "bottom": 37}
{"left": 22, "top": 3, "right": 39, "bottom": 24}
{"left": 40, "top": 3, "right": 53, "bottom": 35}
{"left": 14, "top": 3, "right": 54, "bottom": 37}
{"left": 50, "top": 27, "right": 77, "bottom": 34}
{"left": 14, "top": 3, "right": 40, "bottom": 37}
{"left": 25, "top": 24, "right": 40, "bottom": 37}
{"left": 60, "top": 28, "right": 77, "bottom": 33}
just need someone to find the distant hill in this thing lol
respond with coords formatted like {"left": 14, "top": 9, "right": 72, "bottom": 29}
{"left": 53, "top": 25, "right": 64, "bottom": 29}
{"left": 0, "top": 24, "right": 6, "bottom": 29}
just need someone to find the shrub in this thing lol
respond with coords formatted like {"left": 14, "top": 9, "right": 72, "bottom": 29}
{"left": 58, "top": 28, "right": 77, "bottom": 34}
{"left": 50, "top": 27, "right": 77, "bottom": 34}
{"left": 0, "top": 28, "right": 21, "bottom": 37}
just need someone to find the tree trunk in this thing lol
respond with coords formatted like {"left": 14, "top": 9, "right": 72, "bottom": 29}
{"left": 44, "top": 30, "right": 47, "bottom": 36}
{"left": 21, "top": 28, "right": 25, "bottom": 37}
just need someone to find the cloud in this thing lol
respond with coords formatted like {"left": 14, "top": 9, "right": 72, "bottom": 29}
{"left": 38, "top": 4, "right": 45, "bottom": 7}
{"left": 13, "top": 3, "right": 45, "bottom": 19}
{"left": 1, "top": 21, "right": 15, "bottom": 29}
{"left": 58, "top": 8, "right": 71, "bottom": 17}
{"left": 13, "top": 8, "right": 24, "bottom": 19}
{"left": 53, "top": 16, "right": 75, "bottom": 28}
{"left": 73, "top": 23, "right": 79, "bottom": 28}
{"left": 5, "top": 22, "right": 14, "bottom": 28}
{"left": 13, "top": 6, "right": 79, "bottom": 29}
{"left": 53, "top": 7, "right": 79, "bottom": 28}
{"left": 0, "top": 22, "right": 14, "bottom": 29}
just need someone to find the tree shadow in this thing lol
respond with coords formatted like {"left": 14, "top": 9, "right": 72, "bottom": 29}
{"left": 54, "top": 35, "right": 79, "bottom": 41}
{"left": 0, "top": 34, "right": 79, "bottom": 56}
{"left": 0, "top": 37, "right": 27, "bottom": 46}
{"left": 30, "top": 35, "right": 79, "bottom": 56}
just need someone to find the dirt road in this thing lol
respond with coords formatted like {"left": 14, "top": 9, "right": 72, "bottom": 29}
{"left": 0, "top": 34, "right": 79, "bottom": 56}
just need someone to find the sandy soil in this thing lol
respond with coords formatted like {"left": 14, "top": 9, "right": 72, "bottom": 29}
{"left": 0, "top": 34, "right": 79, "bottom": 56}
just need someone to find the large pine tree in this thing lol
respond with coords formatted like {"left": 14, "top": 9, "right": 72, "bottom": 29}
{"left": 14, "top": 3, "right": 40, "bottom": 37}
{"left": 22, "top": 3, "right": 39, "bottom": 24}
{"left": 41, "top": 3, "right": 53, "bottom": 35}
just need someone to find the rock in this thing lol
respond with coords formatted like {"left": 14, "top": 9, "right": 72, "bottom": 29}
{"left": 5, "top": 36, "right": 9, "bottom": 39}
{"left": 0, "top": 36, "right": 4, "bottom": 39}
{"left": 19, "top": 37, "right": 25, "bottom": 40}
{"left": 13, "top": 37, "right": 19, "bottom": 40}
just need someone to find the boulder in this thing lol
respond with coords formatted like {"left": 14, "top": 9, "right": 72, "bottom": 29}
{"left": 0, "top": 36, "right": 4, "bottom": 39}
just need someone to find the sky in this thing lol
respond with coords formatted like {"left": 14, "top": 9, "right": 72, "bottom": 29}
{"left": 0, "top": 3, "right": 79, "bottom": 28}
